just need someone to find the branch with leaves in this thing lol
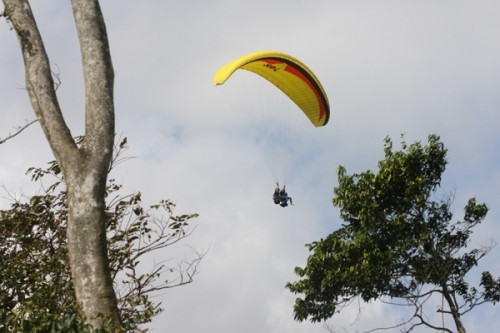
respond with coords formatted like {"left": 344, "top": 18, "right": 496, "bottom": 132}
{"left": 0, "top": 137, "right": 204, "bottom": 332}
{"left": 288, "top": 135, "right": 498, "bottom": 333}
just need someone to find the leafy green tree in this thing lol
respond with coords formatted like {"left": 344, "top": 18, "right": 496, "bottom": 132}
{"left": 287, "top": 135, "right": 499, "bottom": 333}
{"left": 0, "top": 139, "right": 203, "bottom": 332}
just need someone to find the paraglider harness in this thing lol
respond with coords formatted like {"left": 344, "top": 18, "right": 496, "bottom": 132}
{"left": 273, "top": 183, "right": 293, "bottom": 207}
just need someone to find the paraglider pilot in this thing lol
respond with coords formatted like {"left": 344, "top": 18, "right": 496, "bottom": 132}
{"left": 273, "top": 185, "right": 281, "bottom": 205}
{"left": 273, "top": 183, "right": 293, "bottom": 207}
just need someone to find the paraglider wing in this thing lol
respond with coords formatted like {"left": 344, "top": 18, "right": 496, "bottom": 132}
{"left": 214, "top": 50, "right": 330, "bottom": 127}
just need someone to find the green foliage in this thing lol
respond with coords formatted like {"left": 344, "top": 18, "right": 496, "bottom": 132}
{"left": 0, "top": 140, "right": 201, "bottom": 332}
{"left": 287, "top": 134, "right": 497, "bottom": 330}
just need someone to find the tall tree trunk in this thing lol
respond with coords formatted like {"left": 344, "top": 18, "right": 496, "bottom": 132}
{"left": 3, "top": 0, "right": 121, "bottom": 329}
{"left": 442, "top": 286, "right": 466, "bottom": 333}
{"left": 66, "top": 166, "right": 120, "bottom": 328}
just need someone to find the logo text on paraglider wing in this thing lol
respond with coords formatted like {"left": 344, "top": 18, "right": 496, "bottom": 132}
{"left": 263, "top": 62, "right": 286, "bottom": 72}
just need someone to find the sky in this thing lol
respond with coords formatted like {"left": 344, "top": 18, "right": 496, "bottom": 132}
{"left": 1, "top": 1, "right": 499, "bottom": 332}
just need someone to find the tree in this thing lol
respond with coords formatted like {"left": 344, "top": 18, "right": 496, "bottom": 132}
{"left": 2, "top": 0, "right": 124, "bottom": 328}
{"left": 286, "top": 135, "right": 499, "bottom": 333}
{"left": 0, "top": 138, "right": 203, "bottom": 332}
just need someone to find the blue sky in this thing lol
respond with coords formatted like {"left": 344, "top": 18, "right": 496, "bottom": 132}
{"left": 1, "top": 1, "right": 499, "bottom": 332}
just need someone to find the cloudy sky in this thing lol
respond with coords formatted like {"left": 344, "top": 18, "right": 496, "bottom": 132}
{"left": 1, "top": 1, "right": 499, "bottom": 332}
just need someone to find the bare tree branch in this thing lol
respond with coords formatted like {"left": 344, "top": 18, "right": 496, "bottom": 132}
{"left": 0, "top": 61, "right": 62, "bottom": 145}
{"left": 0, "top": 119, "right": 38, "bottom": 144}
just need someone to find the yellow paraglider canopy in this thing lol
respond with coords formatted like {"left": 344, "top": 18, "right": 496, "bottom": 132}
{"left": 214, "top": 50, "right": 330, "bottom": 127}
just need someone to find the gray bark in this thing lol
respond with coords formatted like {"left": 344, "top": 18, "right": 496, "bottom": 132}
{"left": 3, "top": 0, "right": 121, "bottom": 329}
{"left": 442, "top": 286, "right": 467, "bottom": 333}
